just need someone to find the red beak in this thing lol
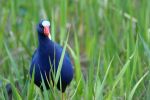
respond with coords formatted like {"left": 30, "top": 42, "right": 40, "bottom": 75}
{"left": 44, "top": 26, "right": 50, "bottom": 36}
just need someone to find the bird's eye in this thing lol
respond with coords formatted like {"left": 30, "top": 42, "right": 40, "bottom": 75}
{"left": 39, "top": 23, "right": 43, "bottom": 28}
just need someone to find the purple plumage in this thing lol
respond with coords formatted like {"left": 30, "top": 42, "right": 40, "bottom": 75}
{"left": 30, "top": 20, "right": 74, "bottom": 92}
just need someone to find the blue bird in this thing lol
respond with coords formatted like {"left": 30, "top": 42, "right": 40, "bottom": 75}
{"left": 30, "top": 20, "right": 74, "bottom": 93}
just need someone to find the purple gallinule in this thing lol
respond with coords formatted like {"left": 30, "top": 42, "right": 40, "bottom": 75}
{"left": 30, "top": 20, "right": 74, "bottom": 94}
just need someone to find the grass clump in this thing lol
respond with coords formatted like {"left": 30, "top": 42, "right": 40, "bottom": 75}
{"left": 0, "top": 0, "right": 150, "bottom": 99}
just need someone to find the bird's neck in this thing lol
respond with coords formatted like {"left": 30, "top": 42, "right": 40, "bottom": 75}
{"left": 38, "top": 34, "right": 52, "bottom": 51}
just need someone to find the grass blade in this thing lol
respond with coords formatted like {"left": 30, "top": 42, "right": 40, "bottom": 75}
{"left": 108, "top": 53, "right": 134, "bottom": 99}
{"left": 96, "top": 57, "right": 114, "bottom": 100}
{"left": 27, "top": 67, "right": 35, "bottom": 100}
{"left": 4, "top": 43, "right": 19, "bottom": 77}
{"left": 70, "top": 77, "right": 82, "bottom": 99}
{"left": 54, "top": 33, "right": 69, "bottom": 86}
{"left": 128, "top": 71, "right": 149, "bottom": 100}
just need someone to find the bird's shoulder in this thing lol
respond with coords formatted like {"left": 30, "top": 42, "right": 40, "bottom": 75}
{"left": 54, "top": 42, "right": 71, "bottom": 59}
{"left": 32, "top": 49, "right": 37, "bottom": 59}
{"left": 31, "top": 48, "right": 39, "bottom": 64}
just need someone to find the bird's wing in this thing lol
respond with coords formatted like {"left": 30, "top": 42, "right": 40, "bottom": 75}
{"left": 65, "top": 51, "right": 71, "bottom": 59}
{"left": 31, "top": 49, "right": 37, "bottom": 61}
{"left": 55, "top": 43, "right": 71, "bottom": 59}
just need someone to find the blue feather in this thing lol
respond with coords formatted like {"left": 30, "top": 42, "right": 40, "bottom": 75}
{"left": 30, "top": 20, "right": 74, "bottom": 92}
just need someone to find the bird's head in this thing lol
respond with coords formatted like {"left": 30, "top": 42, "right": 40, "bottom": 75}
{"left": 37, "top": 20, "right": 51, "bottom": 39}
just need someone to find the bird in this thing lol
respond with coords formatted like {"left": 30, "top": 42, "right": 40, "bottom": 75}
{"left": 29, "top": 20, "right": 74, "bottom": 95}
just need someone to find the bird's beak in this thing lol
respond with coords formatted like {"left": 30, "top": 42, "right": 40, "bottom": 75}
{"left": 44, "top": 26, "right": 50, "bottom": 37}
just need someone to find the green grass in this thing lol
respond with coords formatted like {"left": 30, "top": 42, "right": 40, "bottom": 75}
{"left": 0, "top": 0, "right": 150, "bottom": 99}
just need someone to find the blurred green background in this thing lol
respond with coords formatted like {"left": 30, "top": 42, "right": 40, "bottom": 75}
{"left": 0, "top": 0, "right": 150, "bottom": 99}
